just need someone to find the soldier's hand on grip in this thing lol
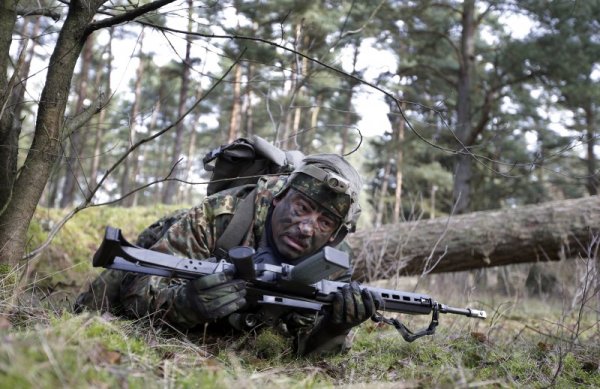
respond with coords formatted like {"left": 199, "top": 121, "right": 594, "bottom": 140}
{"left": 331, "top": 281, "right": 380, "bottom": 329}
{"left": 178, "top": 271, "right": 247, "bottom": 324}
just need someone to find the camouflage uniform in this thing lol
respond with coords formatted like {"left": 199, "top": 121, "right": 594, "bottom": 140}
{"left": 77, "top": 155, "right": 367, "bottom": 356}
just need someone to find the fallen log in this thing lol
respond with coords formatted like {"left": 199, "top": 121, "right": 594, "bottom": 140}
{"left": 348, "top": 195, "right": 600, "bottom": 280}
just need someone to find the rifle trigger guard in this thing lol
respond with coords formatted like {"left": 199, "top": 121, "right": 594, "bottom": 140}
{"left": 371, "top": 303, "right": 440, "bottom": 343}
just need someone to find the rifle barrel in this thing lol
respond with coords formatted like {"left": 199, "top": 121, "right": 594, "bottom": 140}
{"left": 439, "top": 304, "right": 487, "bottom": 319}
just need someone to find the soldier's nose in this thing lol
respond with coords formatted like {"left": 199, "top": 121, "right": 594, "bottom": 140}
{"left": 298, "top": 219, "right": 315, "bottom": 235}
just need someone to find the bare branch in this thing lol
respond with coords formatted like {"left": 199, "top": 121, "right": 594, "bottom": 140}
{"left": 85, "top": 0, "right": 176, "bottom": 35}
{"left": 16, "top": 7, "right": 62, "bottom": 21}
{"left": 338, "top": 0, "right": 386, "bottom": 39}
{"left": 63, "top": 92, "right": 107, "bottom": 134}
{"left": 90, "top": 158, "right": 184, "bottom": 207}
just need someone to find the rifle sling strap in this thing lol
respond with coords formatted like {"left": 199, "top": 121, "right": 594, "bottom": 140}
{"left": 214, "top": 187, "right": 258, "bottom": 259}
{"left": 372, "top": 303, "right": 440, "bottom": 342}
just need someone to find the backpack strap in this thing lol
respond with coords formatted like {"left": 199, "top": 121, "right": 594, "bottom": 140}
{"left": 214, "top": 187, "right": 258, "bottom": 259}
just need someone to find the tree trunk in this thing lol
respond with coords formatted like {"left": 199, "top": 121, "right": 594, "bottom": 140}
{"left": 121, "top": 29, "right": 145, "bottom": 207}
{"left": 341, "top": 87, "right": 354, "bottom": 156}
{"left": 89, "top": 28, "right": 113, "bottom": 190}
{"left": 163, "top": 3, "right": 192, "bottom": 204}
{"left": 0, "top": 1, "right": 20, "bottom": 214}
{"left": 227, "top": 62, "right": 242, "bottom": 143}
{"left": 374, "top": 162, "right": 392, "bottom": 228}
{"left": 452, "top": 0, "right": 475, "bottom": 214}
{"left": 3, "top": 15, "right": 42, "bottom": 212}
{"left": 243, "top": 61, "right": 254, "bottom": 137}
{"left": 349, "top": 195, "right": 600, "bottom": 281}
{"left": 60, "top": 35, "right": 94, "bottom": 208}
{"left": 393, "top": 101, "right": 405, "bottom": 224}
{"left": 341, "top": 43, "right": 360, "bottom": 156}
{"left": 585, "top": 104, "right": 598, "bottom": 195}
{"left": 184, "top": 124, "right": 198, "bottom": 204}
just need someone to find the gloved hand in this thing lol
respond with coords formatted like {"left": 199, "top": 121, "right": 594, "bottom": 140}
{"left": 331, "top": 281, "right": 379, "bottom": 329}
{"left": 176, "top": 271, "right": 247, "bottom": 325}
{"left": 290, "top": 282, "right": 380, "bottom": 356}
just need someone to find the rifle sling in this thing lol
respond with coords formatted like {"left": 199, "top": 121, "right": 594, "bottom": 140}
{"left": 214, "top": 187, "right": 258, "bottom": 259}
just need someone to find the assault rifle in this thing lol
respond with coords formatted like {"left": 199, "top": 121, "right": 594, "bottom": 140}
{"left": 93, "top": 226, "right": 486, "bottom": 342}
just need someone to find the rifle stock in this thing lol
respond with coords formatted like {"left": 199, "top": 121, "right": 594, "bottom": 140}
{"left": 93, "top": 226, "right": 486, "bottom": 341}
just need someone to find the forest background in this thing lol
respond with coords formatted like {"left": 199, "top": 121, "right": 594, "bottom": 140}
{"left": 0, "top": 0, "right": 599, "bottom": 387}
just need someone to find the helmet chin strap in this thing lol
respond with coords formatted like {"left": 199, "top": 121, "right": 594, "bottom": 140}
{"left": 328, "top": 223, "right": 349, "bottom": 247}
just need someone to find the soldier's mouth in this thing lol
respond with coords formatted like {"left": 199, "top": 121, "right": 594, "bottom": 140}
{"left": 282, "top": 235, "right": 308, "bottom": 252}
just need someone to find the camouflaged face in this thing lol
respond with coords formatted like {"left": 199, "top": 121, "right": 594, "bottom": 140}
{"left": 289, "top": 173, "right": 351, "bottom": 220}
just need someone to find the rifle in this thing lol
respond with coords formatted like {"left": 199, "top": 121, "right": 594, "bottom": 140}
{"left": 93, "top": 226, "right": 487, "bottom": 342}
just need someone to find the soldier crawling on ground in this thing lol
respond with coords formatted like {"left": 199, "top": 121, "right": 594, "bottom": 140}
{"left": 76, "top": 153, "right": 379, "bottom": 356}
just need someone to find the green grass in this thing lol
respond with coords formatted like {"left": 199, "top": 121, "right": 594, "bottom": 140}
{"left": 0, "top": 205, "right": 596, "bottom": 388}
{"left": 0, "top": 287, "right": 598, "bottom": 388}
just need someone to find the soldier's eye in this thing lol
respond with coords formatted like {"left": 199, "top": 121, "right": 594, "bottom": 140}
{"left": 295, "top": 200, "right": 310, "bottom": 214}
{"left": 319, "top": 217, "right": 336, "bottom": 232}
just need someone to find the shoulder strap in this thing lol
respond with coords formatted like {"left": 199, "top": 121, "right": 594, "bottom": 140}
{"left": 214, "top": 187, "right": 258, "bottom": 259}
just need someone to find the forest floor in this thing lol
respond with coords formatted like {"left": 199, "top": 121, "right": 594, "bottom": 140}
{"left": 0, "top": 206, "right": 598, "bottom": 388}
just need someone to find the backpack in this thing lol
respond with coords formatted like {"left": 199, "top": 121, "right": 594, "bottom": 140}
{"left": 140, "top": 135, "right": 305, "bottom": 253}
{"left": 203, "top": 135, "right": 304, "bottom": 195}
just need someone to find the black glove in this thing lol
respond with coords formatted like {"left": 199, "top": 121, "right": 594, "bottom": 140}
{"left": 331, "top": 281, "right": 379, "bottom": 329}
{"left": 176, "top": 271, "right": 247, "bottom": 325}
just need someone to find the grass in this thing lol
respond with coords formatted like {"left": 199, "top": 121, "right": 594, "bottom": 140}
{"left": 1, "top": 302, "right": 597, "bottom": 388}
{"left": 0, "top": 206, "right": 597, "bottom": 387}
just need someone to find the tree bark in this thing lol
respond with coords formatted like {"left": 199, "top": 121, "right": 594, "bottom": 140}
{"left": 243, "top": 61, "right": 254, "bottom": 137}
{"left": 349, "top": 195, "right": 600, "bottom": 281}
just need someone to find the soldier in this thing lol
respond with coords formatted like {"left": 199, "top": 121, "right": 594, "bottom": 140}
{"left": 76, "top": 154, "right": 378, "bottom": 355}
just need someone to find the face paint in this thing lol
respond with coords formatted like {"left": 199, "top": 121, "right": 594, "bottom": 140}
{"left": 269, "top": 189, "right": 340, "bottom": 260}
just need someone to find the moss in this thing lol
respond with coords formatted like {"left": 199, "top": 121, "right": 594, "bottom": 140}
{"left": 25, "top": 205, "right": 184, "bottom": 291}
{"left": 552, "top": 351, "right": 600, "bottom": 387}
{"left": 253, "top": 328, "right": 290, "bottom": 359}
